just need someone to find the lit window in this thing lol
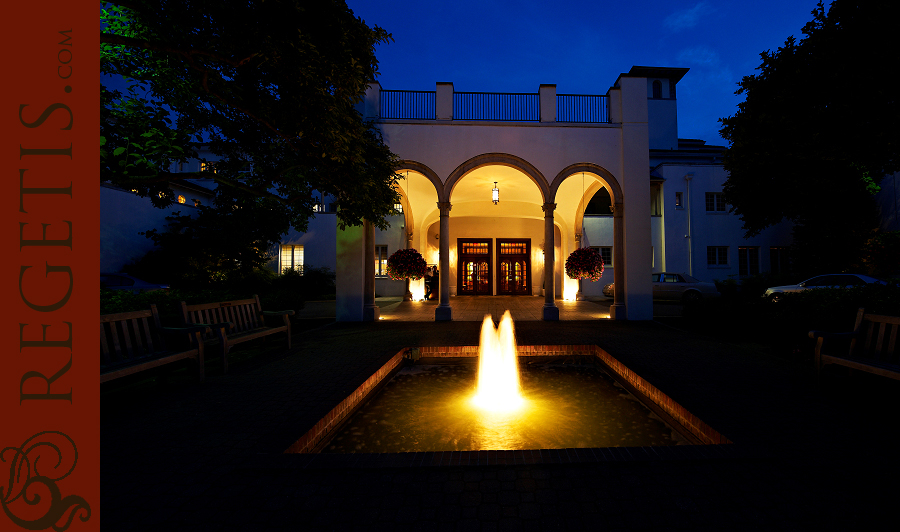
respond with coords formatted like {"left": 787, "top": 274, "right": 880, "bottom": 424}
{"left": 200, "top": 162, "right": 216, "bottom": 173}
{"left": 675, "top": 192, "right": 684, "bottom": 209}
{"left": 705, "top": 192, "right": 726, "bottom": 212}
{"left": 375, "top": 245, "right": 388, "bottom": 277}
{"left": 738, "top": 247, "right": 759, "bottom": 277}
{"left": 280, "top": 245, "right": 304, "bottom": 274}
{"left": 193, "top": 199, "right": 201, "bottom": 207}
{"left": 177, "top": 195, "right": 186, "bottom": 204}
{"left": 707, "top": 246, "right": 728, "bottom": 266}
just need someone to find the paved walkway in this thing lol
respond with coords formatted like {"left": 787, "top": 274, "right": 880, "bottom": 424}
{"left": 378, "top": 296, "right": 612, "bottom": 322}
{"left": 101, "top": 300, "right": 899, "bottom": 531}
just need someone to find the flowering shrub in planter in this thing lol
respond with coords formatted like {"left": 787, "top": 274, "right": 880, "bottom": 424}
{"left": 565, "top": 247, "right": 604, "bottom": 281}
{"left": 385, "top": 248, "right": 427, "bottom": 280}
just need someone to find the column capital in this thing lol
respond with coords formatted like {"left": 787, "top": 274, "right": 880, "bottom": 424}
{"left": 437, "top": 201, "right": 452, "bottom": 213}
{"left": 542, "top": 203, "right": 556, "bottom": 216}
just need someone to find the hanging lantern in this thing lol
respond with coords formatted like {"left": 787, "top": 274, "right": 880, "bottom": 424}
{"left": 492, "top": 182, "right": 499, "bottom": 204}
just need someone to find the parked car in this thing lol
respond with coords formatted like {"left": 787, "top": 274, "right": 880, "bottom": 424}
{"left": 603, "top": 272, "right": 719, "bottom": 303}
{"left": 763, "top": 273, "right": 885, "bottom": 302}
{"left": 100, "top": 273, "right": 169, "bottom": 293}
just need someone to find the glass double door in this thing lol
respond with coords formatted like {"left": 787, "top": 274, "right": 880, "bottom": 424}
{"left": 457, "top": 238, "right": 531, "bottom": 296}
{"left": 458, "top": 239, "right": 492, "bottom": 295}
{"left": 497, "top": 239, "right": 531, "bottom": 295}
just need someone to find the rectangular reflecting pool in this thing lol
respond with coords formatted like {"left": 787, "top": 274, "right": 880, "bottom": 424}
{"left": 286, "top": 345, "right": 730, "bottom": 458}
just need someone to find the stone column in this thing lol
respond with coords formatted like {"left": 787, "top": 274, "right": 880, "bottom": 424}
{"left": 542, "top": 203, "right": 559, "bottom": 320}
{"left": 610, "top": 202, "right": 626, "bottom": 320}
{"left": 435, "top": 202, "right": 453, "bottom": 321}
{"left": 574, "top": 232, "right": 584, "bottom": 301}
{"left": 362, "top": 219, "right": 380, "bottom": 321}
{"left": 404, "top": 231, "right": 414, "bottom": 301}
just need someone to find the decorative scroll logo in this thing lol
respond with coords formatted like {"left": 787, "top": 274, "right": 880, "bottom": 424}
{"left": 1, "top": 431, "right": 91, "bottom": 531}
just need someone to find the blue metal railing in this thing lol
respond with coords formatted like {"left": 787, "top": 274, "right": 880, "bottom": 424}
{"left": 379, "top": 90, "right": 610, "bottom": 123}
{"left": 454, "top": 92, "right": 539, "bottom": 121}
{"left": 380, "top": 90, "right": 435, "bottom": 120}
{"left": 556, "top": 94, "right": 608, "bottom": 123}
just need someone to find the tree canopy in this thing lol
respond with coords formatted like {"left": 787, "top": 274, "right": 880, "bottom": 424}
{"left": 101, "top": 0, "right": 401, "bottom": 232}
{"left": 719, "top": 0, "right": 899, "bottom": 274}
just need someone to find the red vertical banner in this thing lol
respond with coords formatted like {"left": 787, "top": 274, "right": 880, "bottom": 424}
{"left": 1, "top": 1, "right": 99, "bottom": 531}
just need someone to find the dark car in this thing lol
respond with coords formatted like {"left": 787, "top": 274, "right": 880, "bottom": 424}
{"left": 603, "top": 272, "right": 719, "bottom": 303}
{"left": 101, "top": 273, "right": 169, "bottom": 293}
{"left": 763, "top": 273, "right": 884, "bottom": 302}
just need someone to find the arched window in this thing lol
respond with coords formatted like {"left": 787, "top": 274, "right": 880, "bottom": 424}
{"left": 585, "top": 187, "right": 613, "bottom": 216}
{"left": 652, "top": 80, "right": 662, "bottom": 99}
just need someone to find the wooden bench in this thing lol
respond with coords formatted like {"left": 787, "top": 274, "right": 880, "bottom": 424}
{"left": 101, "top": 304, "right": 210, "bottom": 383}
{"left": 809, "top": 308, "right": 900, "bottom": 383}
{"left": 180, "top": 295, "right": 295, "bottom": 373}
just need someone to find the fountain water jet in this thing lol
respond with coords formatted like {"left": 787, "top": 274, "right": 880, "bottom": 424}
{"left": 471, "top": 311, "right": 525, "bottom": 413}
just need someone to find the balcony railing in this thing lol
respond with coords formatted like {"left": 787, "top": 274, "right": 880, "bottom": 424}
{"left": 454, "top": 92, "right": 540, "bottom": 121}
{"left": 379, "top": 89, "right": 609, "bottom": 123}
{"left": 556, "top": 94, "right": 608, "bottom": 123}
{"left": 380, "top": 90, "right": 436, "bottom": 120}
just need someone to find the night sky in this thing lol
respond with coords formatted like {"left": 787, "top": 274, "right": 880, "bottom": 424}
{"left": 347, "top": 0, "right": 821, "bottom": 145}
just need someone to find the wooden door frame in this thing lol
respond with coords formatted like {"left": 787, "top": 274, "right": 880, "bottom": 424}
{"left": 457, "top": 238, "right": 493, "bottom": 295}
{"left": 496, "top": 238, "right": 532, "bottom": 296}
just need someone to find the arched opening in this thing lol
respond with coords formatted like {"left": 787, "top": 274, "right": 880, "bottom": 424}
{"left": 386, "top": 162, "right": 442, "bottom": 300}
{"left": 550, "top": 164, "right": 625, "bottom": 315}
{"left": 444, "top": 158, "right": 547, "bottom": 297}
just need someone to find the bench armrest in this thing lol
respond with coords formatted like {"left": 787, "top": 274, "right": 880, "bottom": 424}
{"left": 263, "top": 310, "right": 296, "bottom": 317}
{"left": 808, "top": 330, "right": 858, "bottom": 340}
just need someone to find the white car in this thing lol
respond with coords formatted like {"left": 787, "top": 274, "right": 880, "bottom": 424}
{"left": 603, "top": 272, "right": 719, "bottom": 303}
{"left": 763, "top": 273, "right": 884, "bottom": 302}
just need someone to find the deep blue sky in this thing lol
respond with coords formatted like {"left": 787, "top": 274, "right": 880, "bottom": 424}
{"left": 347, "top": 0, "right": 821, "bottom": 145}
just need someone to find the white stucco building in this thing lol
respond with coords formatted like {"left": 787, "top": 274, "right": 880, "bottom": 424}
{"left": 101, "top": 65, "right": 806, "bottom": 321}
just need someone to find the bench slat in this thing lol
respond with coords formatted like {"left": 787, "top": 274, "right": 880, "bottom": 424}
{"left": 109, "top": 321, "right": 124, "bottom": 363}
{"left": 142, "top": 316, "right": 156, "bottom": 354}
{"left": 874, "top": 321, "right": 886, "bottom": 360}
{"left": 889, "top": 325, "right": 898, "bottom": 362}
{"left": 100, "top": 323, "right": 111, "bottom": 365}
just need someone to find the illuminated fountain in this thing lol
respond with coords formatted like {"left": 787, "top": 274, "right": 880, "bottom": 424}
{"left": 471, "top": 311, "right": 524, "bottom": 413}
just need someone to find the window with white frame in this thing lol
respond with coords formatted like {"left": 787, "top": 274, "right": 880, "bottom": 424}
{"left": 738, "top": 247, "right": 759, "bottom": 277}
{"left": 375, "top": 245, "right": 388, "bottom": 277}
{"left": 591, "top": 246, "right": 612, "bottom": 268}
{"left": 705, "top": 192, "right": 726, "bottom": 212}
{"left": 707, "top": 246, "right": 728, "bottom": 267}
{"left": 280, "top": 245, "right": 304, "bottom": 274}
